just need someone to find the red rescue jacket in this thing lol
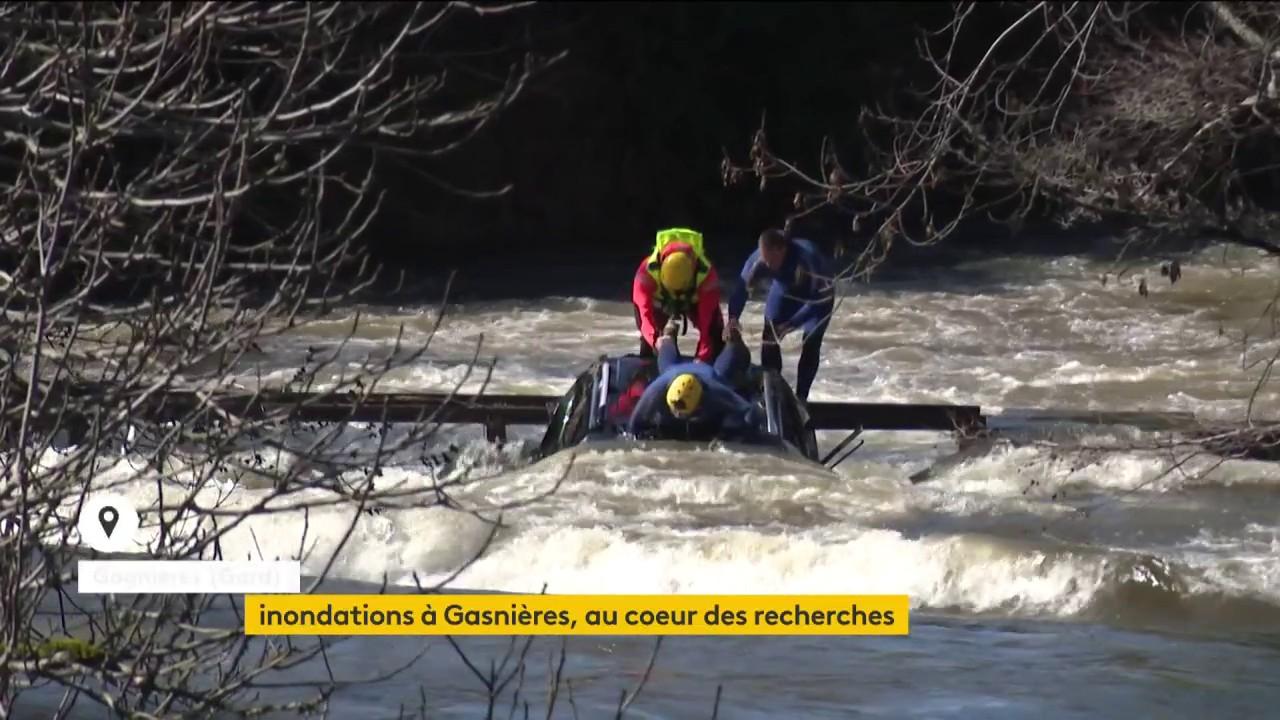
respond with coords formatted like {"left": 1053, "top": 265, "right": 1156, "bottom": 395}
{"left": 631, "top": 244, "right": 723, "bottom": 363}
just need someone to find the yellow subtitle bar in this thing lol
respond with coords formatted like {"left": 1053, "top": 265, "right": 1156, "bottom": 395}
{"left": 244, "top": 594, "right": 909, "bottom": 636}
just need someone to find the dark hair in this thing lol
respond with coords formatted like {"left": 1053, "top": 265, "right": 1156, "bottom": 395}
{"left": 758, "top": 228, "right": 788, "bottom": 249}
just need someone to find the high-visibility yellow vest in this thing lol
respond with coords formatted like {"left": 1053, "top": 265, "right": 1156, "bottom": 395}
{"left": 644, "top": 228, "right": 712, "bottom": 316}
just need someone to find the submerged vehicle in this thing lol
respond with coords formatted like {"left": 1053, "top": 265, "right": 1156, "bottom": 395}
{"left": 113, "top": 353, "right": 987, "bottom": 477}
{"left": 94, "top": 345, "right": 1270, "bottom": 480}
{"left": 537, "top": 353, "right": 822, "bottom": 464}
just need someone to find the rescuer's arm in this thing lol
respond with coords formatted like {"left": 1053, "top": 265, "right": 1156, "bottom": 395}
{"left": 632, "top": 268, "right": 661, "bottom": 348}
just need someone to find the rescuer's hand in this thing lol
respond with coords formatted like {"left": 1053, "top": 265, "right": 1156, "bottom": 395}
{"left": 724, "top": 317, "right": 740, "bottom": 342}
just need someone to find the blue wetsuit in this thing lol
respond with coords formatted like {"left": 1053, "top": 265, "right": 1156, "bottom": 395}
{"left": 627, "top": 338, "right": 762, "bottom": 439}
{"left": 727, "top": 238, "right": 835, "bottom": 401}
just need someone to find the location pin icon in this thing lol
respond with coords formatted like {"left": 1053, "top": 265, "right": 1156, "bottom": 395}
{"left": 98, "top": 506, "right": 119, "bottom": 538}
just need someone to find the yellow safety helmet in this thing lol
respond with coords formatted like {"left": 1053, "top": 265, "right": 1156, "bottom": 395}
{"left": 666, "top": 373, "right": 703, "bottom": 418}
{"left": 659, "top": 250, "right": 696, "bottom": 294}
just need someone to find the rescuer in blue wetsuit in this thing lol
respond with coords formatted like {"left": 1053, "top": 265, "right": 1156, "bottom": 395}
{"left": 627, "top": 321, "right": 763, "bottom": 440}
{"left": 726, "top": 228, "right": 836, "bottom": 402}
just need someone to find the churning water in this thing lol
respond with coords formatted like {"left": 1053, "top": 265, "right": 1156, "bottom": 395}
{"left": 25, "top": 242, "right": 1280, "bottom": 718}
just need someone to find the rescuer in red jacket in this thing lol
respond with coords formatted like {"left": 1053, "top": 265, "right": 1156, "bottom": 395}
{"left": 631, "top": 228, "right": 726, "bottom": 364}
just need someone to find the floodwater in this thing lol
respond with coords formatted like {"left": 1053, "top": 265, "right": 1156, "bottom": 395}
{"left": 19, "top": 242, "right": 1280, "bottom": 718}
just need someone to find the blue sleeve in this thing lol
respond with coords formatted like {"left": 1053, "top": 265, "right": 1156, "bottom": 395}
{"left": 727, "top": 250, "right": 762, "bottom": 320}
{"left": 783, "top": 245, "right": 836, "bottom": 328}
{"left": 627, "top": 380, "right": 668, "bottom": 436}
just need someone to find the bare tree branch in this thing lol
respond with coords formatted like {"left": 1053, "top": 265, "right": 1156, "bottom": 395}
{"left": 0, "top": 2, "right": 570, "bottom": 716}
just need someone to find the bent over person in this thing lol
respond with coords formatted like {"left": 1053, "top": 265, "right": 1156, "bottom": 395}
{"left": 726, "top": 228, "right": 835, "bottom": 401}
{"left": 627, "top": 321, "right": 760, "bottom": 440}
{"left": 632, "top": 227, "right": 725, "bottom": 363}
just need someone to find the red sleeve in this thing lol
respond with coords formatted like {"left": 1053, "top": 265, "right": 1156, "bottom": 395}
{"left": 693, "top": 266, "right": 723, "bottom": 363}
{"left": 632, "top": 261, "right": 660, "bottom": 348}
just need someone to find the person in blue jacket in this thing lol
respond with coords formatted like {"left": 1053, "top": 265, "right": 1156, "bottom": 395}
{"left": 627, "top": 321, "right": 763, "bottom": 441}
{"left": 726, "top": 228, "right": 835, "bottom": 401}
